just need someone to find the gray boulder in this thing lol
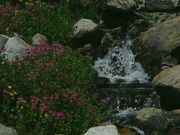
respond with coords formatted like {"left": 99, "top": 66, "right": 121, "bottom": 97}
{"left": 0, "top": 124, "right": 17, "bottom": 135}
{"left": 152, "top": 65, "right": 180, "bottom": 110}
{"left": 1, "top": 37, "right": 31, "bottom": 62}
{"left": 135, "top": 16, "right": 180, "bottom": 76}
{"left": 136, "top": 107, "right": 169, "bottom": 135}
{"left": 73, "top": 19, "right": 99, "bottom": 38}
{"left": 144, "top": 0, "right": 179, "bottom": 11}
{"left": 72, "top": 19, "right": 102, "bottom": 47}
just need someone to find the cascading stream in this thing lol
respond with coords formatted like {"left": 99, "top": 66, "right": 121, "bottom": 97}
{"left": 94, "top": 38, "right": 149, "bottom": 84}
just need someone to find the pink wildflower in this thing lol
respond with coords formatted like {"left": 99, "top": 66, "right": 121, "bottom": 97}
{"left": 40, "top": 103, "right": 48, "bottom": 112}
{"left": 30, "top": 95, "right": 40, "bottom": 109}
{"left": 51, "top": 111, "right": 65, "bottom": 119}
{"left": 63, "top": 90, "right": 80, "bottom": 105}
{"left": 17, "top": 96, "right": 25, "bottom": 104}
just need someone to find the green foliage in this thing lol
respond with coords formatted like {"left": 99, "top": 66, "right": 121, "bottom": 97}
{"left": 0, "top": 44, "right": 104, "bottom": 135}
{"left": 0, "top": 1, "right": 105, "bottom": 134}
{"left": 0, "top": 0, "right": 102, "bottom": 46}
{"left": 0, "top": 44, "right": 96, "bottom": 95}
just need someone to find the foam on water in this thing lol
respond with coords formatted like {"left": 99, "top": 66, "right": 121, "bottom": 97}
{"left": 94, "top": 38, "right": 149, "bottom": 84}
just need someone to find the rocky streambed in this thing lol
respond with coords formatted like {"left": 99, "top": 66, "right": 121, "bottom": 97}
{"left": 73, "top": 0, "right": 180, "bottom": 135}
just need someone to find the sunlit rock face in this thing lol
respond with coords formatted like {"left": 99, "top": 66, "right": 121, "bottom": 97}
{"left": 94, "top": 38, "right": 149, "bottom": 84}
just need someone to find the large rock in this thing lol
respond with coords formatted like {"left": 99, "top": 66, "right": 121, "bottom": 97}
{"left": 144, "top": 0, "right": 179, "bottom": 11}
{"left": 152, "top": 65, "right": 180, "bottom": 110}
{"left": 0, "top": 123, "right": 17, "bottom": 135}
{"left": 168, "top": 109, "right": 180, "bottom": 127}
{"left": 136, "top": 107, "right": 169, "bottom": 135}
{"left": 83, "top": 125, "right": 119, "bottom": 135}
{"left": 73, "top": 19, "right": 99, "bottom": 38}
{"left": 0, "top": 34, "right": 10, "bottom": 49}
{"left": 109, "top": 0, "right": 180, "bottom": 11}
{"left": 1, "top": 37, "right": 31, "bottom": 61}
{"left": 72, "top": 19, "right": 102, "bottom": 48}
{"left": 135, "top": 16, "right": 180, "bottom": 76}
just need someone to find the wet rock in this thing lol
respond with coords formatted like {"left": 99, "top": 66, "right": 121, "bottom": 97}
{"left": 144, "top": 0, "right": 179, "bottom": 11}
{"left": 1, "top": 37, "right": 31, "bottom": 62}
{"left": 140, "top": 12, "right": 180, "bottom": 24}
{"left": 0, "top": 123, "right": 17, "bottom": 135}
{"left": 136, "top": 107, "right": 169, "bottom": 135}
{"left": 152, "top": 65, "right": 180, "bottom": 110}
{"left": 83, "top": 124, "right": 119, "bottom": 135}
{"left": 32, "top": 33, "right": 48, "bottom": 45}
{"left": 135, "top": 16, "right": 180, "bottom": 76}
{"left": 96, "top": 27, "right": 123, "bottom": 58}
{"left": 0, "top": 34, "right": 10, "bottom": 49}
{"left": 119, "top": 126, "right": 145, "bottom": 135}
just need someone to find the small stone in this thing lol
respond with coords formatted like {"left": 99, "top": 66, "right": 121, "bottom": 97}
{"left": 83, "top": 125, "right": 119, "bottom": 135}
{"left": 32, "top": 33, "right": 48, "bottom": 45}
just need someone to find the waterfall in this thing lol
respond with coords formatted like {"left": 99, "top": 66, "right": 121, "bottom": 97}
{"left": 94, "top": 38, "right": 149, "bottom": 84}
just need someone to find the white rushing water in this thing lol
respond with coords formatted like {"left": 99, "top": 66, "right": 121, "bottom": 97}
{"left": 94, "top": 38, "right": 149, "bottom": 84}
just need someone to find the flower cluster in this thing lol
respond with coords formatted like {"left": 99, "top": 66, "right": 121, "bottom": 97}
{"left": 0, "top": 41, "right": 102, "bottom": 134}
{"left": 22, "top": 43, "right": 63, "bottom": 80}
{"left": 24, "top": 43, "right": 63, "bottom": 57}
{"left": 29, "top": 94, "right": 65, "bottom": 120}
{"left": 63, "top": 90, "right": 81, "bottom": 105}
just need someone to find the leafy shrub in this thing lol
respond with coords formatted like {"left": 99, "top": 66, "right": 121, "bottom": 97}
{"left": 0, "top": 43, "right": 104, "bottom": 135}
